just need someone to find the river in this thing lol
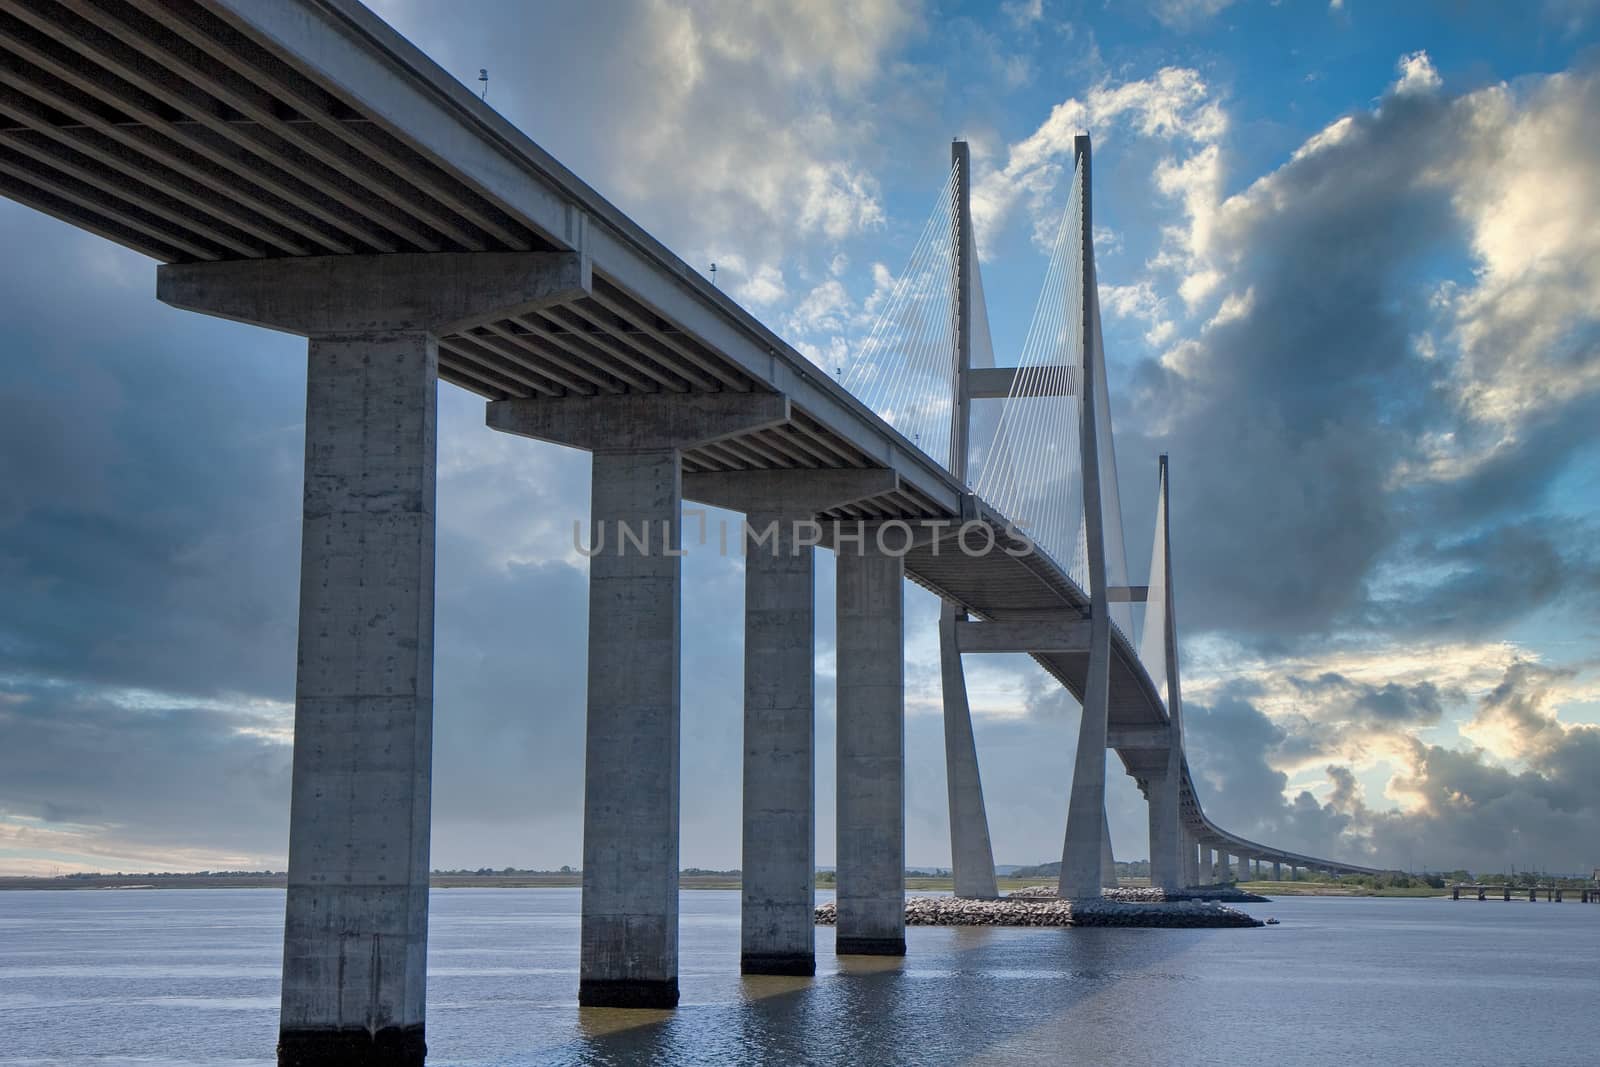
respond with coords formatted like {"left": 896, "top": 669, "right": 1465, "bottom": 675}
{"left": 2, "top": 888, "right": 1596, "bottom": 1064}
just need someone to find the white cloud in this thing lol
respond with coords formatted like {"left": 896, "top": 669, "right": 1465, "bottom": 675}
{"left": 1001, "top": 0, "right": 1044, "bottom": 28}
{"left": 1392, "top": 50, "right": 1443, "bottom": 95}
{"left": 972, "top": 67, "right": 1228, "bottom": 249}
{"left": 1150, "top": 0, "right": 1237, "bottom": 29}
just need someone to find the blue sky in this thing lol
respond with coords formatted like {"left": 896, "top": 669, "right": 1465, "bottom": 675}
{"left": 2, "top": 0, "right": 1599, "bottom": 877}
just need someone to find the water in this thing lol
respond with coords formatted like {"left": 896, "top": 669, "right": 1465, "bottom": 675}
{"left": 2, "top": 889, "right": 1597, "bottom": 1065}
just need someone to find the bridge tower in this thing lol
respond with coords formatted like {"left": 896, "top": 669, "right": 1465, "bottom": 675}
{"left": 1144, "top": 455, "right": 1186, "bottom": 890}
{"left": 939, "top": 139, "right": 1002, "bottom": 899}
{"left": 1058, "top": 134, "right": 1115, "bottom": 900}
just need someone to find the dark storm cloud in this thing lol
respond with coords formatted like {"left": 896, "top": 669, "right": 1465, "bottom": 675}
{"left": 1119, "top": 66, "right": 1600, "bottom": 651}
{"left": 1183, "top": 662, "right": 1600, "bottom": 871}
{"left": 0, "top": 210, "right": 306, "bottom": 703}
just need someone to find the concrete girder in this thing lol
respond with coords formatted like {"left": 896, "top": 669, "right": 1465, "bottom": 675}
{"left": 683, "top": 468, "right": 899, "bottom": 516}
{"left": 953, "top": 615, "right": 1089, "bottom": 654}
{"left": 487, "top": 392, "right": 790, "bottom": 453}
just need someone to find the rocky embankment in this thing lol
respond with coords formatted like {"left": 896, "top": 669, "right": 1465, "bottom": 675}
{"left": 1008, "top": 884, "right": 1272, "bottom": 904}
{"left": 814, "top": 890, "right": 1262, "bottom": 929}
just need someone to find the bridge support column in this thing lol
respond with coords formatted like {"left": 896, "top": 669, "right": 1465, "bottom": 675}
{"left": 158, "top": 251, "right": 596, "bottom": 1063}
{"left": 836, "top": 538, "right": 906, "bottom": 955}
{"left": 578, "top": 447, "right": 684, "bottom": 1008}
{"left": 277, "top": 331, "right": 436, "bottom": 1066}
{"left": 1273, "top": 861, "right": 1282, "bottom": 881}
{"left": 487, "top": 392, "right": 790, "bottom": 1009}
{"left": 1185, "top": 835, "right": 1200, "bottom": 887}
{"left": 1146, "top": 772, "right": 1180, "bottom": 892}
{"left": 1236, "top": 853, "right": 1251, "bottom": 882}
{"left": 684, "top": 470, "right": 897, "bottom": 976}
{"left": 737, "top": 509, "right": 817, "bottom": 975}
{"left": 939, "top": 602, "right": 1000, "bottom": 900}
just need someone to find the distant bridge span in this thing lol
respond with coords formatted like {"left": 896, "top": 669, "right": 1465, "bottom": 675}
{"left": 0, "top": 0, "right": 1385, "bottom": 1060}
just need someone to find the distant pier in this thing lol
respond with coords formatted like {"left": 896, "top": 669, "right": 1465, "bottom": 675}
{"left": 1449, "top": 883, "right": 1596, "bottom": 902}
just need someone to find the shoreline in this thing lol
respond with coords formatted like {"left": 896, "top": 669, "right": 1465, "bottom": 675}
{"left": 1, "top": 873, "right": 1457, "bottom": 898}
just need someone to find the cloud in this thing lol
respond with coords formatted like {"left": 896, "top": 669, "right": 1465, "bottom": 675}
{"left": 1184, "top": 660, "right": 1600, "bottom": 871}
{"left": 971, "top": 67, "right": 1227, "bottom": 250}
{"left": 1001, "top": 0, "right": 1044, "bottom": 28}
{"left": 1120, "top": 54, "right": 1600, "bottom": 652}
{"left": 1149, "top": 0, "right": 1237, "bottom": 29}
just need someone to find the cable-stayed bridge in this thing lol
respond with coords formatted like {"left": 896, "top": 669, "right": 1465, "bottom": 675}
{"left": 0, "top": 0, "right": 1383, "bottom": 1061}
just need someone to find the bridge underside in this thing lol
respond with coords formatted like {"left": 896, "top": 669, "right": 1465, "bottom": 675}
{"left": 0, "top": 0, "right": 1387, "bottom": 1057}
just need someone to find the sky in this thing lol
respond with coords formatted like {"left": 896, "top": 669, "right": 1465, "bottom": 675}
{"left": 2, "top": 0, "right": 1599, "bottom": 878}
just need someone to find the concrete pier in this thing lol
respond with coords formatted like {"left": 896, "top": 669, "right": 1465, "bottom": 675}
{"left": 1236, "top": 853, "right": 1251, "bottom": 882}
{"left": 278, "top": 331, "right": 437, "bottom": 1066}
{"left": 489, "top": 392, "right": 788, "bottom": 1009}
{"left": 685, "top": 469, "right": 896, "bottom": 975}
{"left": 835, "top": 540, "right": 907, "bottom": 955}
{"left": 158, "top": 251, "right": 588, "bottom": 1063}
{"left": 579, "top": 447, "right": 683, "bottom": 1008}
{"left": 939, "top": 602, "right": 1000, "bottom": 900}
{"left": 1146, "top": 771, "right": 1180, "bottom": 891}
{"left": 738, "top": 510, "right": 816, "bottom": 974}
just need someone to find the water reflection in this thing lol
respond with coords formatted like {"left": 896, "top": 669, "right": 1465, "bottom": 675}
{"left": 3, "top": 888, "right": 1599, "bottom": 1065}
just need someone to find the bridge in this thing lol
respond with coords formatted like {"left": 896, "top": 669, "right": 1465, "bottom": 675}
{"left": 0, "top": 0, "right": 1385, "bottom": 1061}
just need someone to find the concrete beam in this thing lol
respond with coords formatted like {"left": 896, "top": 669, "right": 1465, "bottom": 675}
{"left": 1105, "top": 585, "right": 1149, "bottom": 603}
{"left": 1106, "top": 726, "right": 1171, "bottom": 750}
{"left": 954, "top": 616, "right": 1090, "bottom": 654}
{"left": 966, "top": 365, "right": 1076, "bottom": 399}
{"left": 157, "top": 251, "right": 589, "bottom": 335}
{"left": 683, "top": 468, "right": 898, "bottom": 515}
{"left": 487, "top": 392, "right": 789, "bottom": 452}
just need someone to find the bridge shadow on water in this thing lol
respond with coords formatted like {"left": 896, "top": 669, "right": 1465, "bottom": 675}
{"left": 536, "top": 923, "right": 1232, "bottom": 1066}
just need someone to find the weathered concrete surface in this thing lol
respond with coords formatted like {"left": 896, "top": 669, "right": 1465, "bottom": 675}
{"left": 835, "top": 542, "right": 906, "bottom": 955}
{"left": 739, "top": 509, "right": 816, "bottom": 976}
{"left": 939, "top": 602, "right": 999, "bottom": 900}
{"left": 278, "top": 332, "right": 436, "bottom": 1063}
{"left": 158, "top": 251, "right": 588, "bottom": 335}
{"left": 579, "top": 448, "right": 682, "bottom": 1008}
